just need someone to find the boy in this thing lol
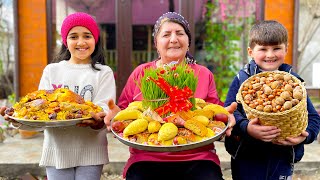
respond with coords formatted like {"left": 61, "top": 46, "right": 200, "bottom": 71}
{"left": 224, "top": 20, "right": 320, "bottom": 180}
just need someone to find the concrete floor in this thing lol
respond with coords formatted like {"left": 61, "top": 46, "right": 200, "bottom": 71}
{"left": 1, "top": 132, "right": 320, "bottom": 179}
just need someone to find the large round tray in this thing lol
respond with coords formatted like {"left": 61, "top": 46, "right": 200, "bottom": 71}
{"left": 111, "top": 119, "right": 229, "bottom": 152}
{"left": 9, "top": 116, "right": 91, "bottom": 128}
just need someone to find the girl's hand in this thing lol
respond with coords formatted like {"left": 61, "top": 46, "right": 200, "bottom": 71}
{"left": 0, "top": 106, "right": 6, "bottom": 116}
{"left": 247, "top": 118, "right": 281, "bottom": 142}
{"left": 77, "top": 111, "right": 106, "bottom": 129}
{"left": 274, "top": 131, "right": 308, "bottom": 146}
{"left": 1, "top": 106, "right": 11, "bottom": 119}
{"left": 224, "top": 102, "right": 237, "bottom": 136}
{"left": 104, "top": 99, "right": 121, "bottom": 131}
{"left": 1, "top": 106, "right": 23, "bottom": 128}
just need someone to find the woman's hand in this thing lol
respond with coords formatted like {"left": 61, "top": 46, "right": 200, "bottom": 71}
{"left": 224, "top": 102, "right": 237, "bottom": 136}
{"left": 274, "top": 131, "right": 308, "bottom": 146}
{"left": 247, "top": 118, "right": 281, "bottom": 142}
{"left": 104, "top": 99, "right": 121, "bottom": 131}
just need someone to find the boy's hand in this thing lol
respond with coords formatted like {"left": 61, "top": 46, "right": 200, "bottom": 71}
{"left": 247, "top": 118, "right": 281, "bottom": 142}
{"left": 274, "top": 131, "right": 308, "bottom": 146}
{"left": 224, "top": 102, "right": 237, "bottom": 136}
{"left": 104, "top": 99, "right": 121, "bottom": 131}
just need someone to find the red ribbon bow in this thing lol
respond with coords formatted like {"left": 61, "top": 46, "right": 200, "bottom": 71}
{"left": 147, "top": 75, "right": 193, "bottom": 116}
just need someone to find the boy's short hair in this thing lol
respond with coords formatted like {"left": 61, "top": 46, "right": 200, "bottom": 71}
{"left": 249, "top": 20, "right": 288, "bottom": 49}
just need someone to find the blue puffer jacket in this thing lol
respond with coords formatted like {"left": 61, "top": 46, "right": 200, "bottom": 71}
{"left": 224, "top": 60, "right": 320, "bottom": 162}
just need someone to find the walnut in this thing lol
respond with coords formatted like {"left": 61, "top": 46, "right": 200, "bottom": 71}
{"left": 275, "top": 97, "right": 285, "bottom": 105}
{"left": 252, "top": 83, "right": 262, "bottom": 91}
{"left": 244, "top": 94, "right": 253, "bottom": 101}
{"left": 293, "top": 91, "right": 303, "bottom": 100}
{"left": 283, "top": 101, "right": 293, "bottom": 110}
{"left": 280, "top": 91, "right": 292, "bottom": 101}
{"left": 271, "top": 81, "right": 281, "bottom": 89}
{"left": 263, "top": 105, "right": 273, "bottom": 112}
{"left": 263, "top": 85, "right": 273, "bottom": 95}
{"left": 284, "top": 74, "right": 292, "bottom": 81}
{"left": 274, "top": 74, "right": 283, "bottom": 80}
{"left": 291, "top": 99, "right": 300, "bottom": 106}
{"left": 284, "top": 84, "right": 293, "bottom": 92}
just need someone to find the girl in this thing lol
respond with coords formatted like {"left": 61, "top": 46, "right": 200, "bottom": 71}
{"left": 1, "top": 12, "right": 116, "bottom": 180}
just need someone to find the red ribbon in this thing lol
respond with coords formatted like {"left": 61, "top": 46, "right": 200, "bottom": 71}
{"left": 147, "top": 75, "right": 193, "bottom": 116}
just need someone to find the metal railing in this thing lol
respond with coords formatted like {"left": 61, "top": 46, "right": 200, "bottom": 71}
{"left": 105, "top": 50, "right": 158, "bottom": 70}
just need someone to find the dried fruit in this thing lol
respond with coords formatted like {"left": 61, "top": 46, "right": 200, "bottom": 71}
{"left": 203, "top": 104, "right": 229, "bottom": 116}
{"left": 184, "top": 119, "right": 208, "bottom": 137}
{"left": 148, "top": 121, "right": 161, "bottom": 133}
{"left": 112, "top": 121, "right": 125, "bottom": 133}
{"left": 173, "top": 136, "right": 187, "bottom": 145}
{"left": 114, "top": 109, "right": 142, "bottom": 121}
{"left": 158, "top": 123, "right": 178, "bottom": 141}
{"left": 190, "top": 115, "right": 210, "bottom": 126}
{"left": 123, "top": 118, "right": 148, "bottom": 136}
{"left": 214, "top": 113, "right": 228, "bottom": 124}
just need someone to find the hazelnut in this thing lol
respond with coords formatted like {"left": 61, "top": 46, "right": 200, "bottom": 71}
{"left": 256, "top": 105, "right": 264, "bottom": 111}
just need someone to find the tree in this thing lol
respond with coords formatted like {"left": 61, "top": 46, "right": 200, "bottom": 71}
{"left": 297, "top": 0, "right": 320, "bottom": 82}
{"left": 203, "top": 0, "right": 254, "bottom": 101}
{"left": 0, "top": 0, "right": 14, "bottom": 99}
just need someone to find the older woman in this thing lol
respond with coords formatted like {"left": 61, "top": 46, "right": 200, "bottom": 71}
{"left": 105, "top": 12, "right": 237, "bottom": 180}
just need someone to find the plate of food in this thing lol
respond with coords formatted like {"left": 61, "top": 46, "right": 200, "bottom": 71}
{"left": 110, "top": 100, "right": 230, "bottom": 152}
{"left": 5, "top": 88, "right": 102, "bottom": 128}
{"left": 110, "top": 65, "right": 230, "bottom": 152}
{"left": 9, "top": 116, "right": 91, "bottom": 128}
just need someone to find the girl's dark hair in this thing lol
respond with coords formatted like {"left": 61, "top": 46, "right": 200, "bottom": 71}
{"left": 52, "top": 37, "right": 106, "bottom": 71}
{"left": 249, "top": 20, "right": 288, "bottom": 49}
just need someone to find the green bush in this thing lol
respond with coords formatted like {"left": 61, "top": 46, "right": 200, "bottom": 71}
{"left": 203, "top": 0, "right": 254, "bottom": 102}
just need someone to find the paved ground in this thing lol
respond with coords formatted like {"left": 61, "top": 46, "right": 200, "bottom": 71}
{"left": 0, "top": 132, "right": 320, "bottom": 179}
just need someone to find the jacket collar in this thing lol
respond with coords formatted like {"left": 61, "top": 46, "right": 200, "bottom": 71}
{"left": 242, "top": 60, "right": 293, "bottom": 76}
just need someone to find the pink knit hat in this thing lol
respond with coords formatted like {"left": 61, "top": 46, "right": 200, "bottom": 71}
{"left": 61, "top": 12, "right": 99, "bottom": 46}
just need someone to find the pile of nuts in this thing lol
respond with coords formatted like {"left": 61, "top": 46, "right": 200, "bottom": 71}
{"left": 241, "top": 72, "right": 304, "bottom": 113}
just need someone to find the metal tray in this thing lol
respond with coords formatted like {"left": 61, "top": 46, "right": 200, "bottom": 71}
{"left": 9, "top": 116, "right": 91, "bottom": 128}
{"left": 111, "top": 119, "right": 229, "bottom": 152}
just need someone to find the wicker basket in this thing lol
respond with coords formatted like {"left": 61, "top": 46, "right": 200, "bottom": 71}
{"left": 236, "top": 71, "right": 308, "bottom": 141}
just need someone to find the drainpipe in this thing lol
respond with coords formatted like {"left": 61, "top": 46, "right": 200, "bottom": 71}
{"left": 13, "top": 0, "right": 19, "bottom": 101}
{"left": 292, "top": 0, "right": 299, "bottom": 72}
